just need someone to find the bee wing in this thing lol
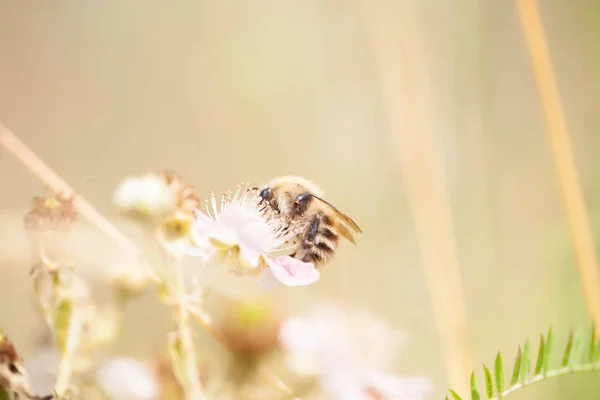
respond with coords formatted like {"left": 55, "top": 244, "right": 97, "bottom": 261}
{"left": 336, "top": 223, "right": 357, "bottom": 245}
{"left": 310, "top": 194, "right": 363, "bottom": 234}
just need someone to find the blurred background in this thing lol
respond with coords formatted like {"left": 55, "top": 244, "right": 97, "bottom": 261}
{"left": 1, "top": 0, "right": 600, "bottom": 399}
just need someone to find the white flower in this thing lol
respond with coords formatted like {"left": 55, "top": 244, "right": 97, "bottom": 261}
{"left": 279, "top": 304, "right": 433, "bottom": 400}
{"left": 113, "top": 174, "right": 176, "bottom": 217}
{"left": 189, "top": 187, "right": 279, "bottom": 263}
{"left": 188, "top": 184, "right": 320, "bottom": 286}
{"left": 97, "top": 357, "right": 158, "bottom": 400}
{"left": 209, "top": 201, "right": 279, "bottom": 268}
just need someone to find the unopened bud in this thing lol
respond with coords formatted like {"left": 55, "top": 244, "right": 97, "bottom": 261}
{"left": 109, "top": 263, "right": 149, "bottom": 299}
{"left": 220, "top": 300, "right": 281, "bottom": 384}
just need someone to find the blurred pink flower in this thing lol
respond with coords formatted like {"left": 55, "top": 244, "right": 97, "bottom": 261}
{"left": 279, "top": 304, "right": 432, "bottom": 400}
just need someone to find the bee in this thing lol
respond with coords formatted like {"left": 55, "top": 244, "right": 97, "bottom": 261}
{"left": 256, "top": 176, "right": 362, "bottom": 266}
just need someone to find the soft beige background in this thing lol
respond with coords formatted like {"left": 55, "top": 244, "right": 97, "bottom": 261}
{"left": 1, "top": 1, "right": 600, "bottom": 399}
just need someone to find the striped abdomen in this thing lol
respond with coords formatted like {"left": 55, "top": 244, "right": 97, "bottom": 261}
{"left": 291, "top": 213, "right": 341, "bottom": 267}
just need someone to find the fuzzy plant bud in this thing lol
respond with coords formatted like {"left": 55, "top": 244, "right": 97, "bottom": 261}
{"left": 155, "top": 210, "right": 195, "bottom": 260}
{"left": 109, "top": 263, "right": 150, "bottom": 299}
{"left": 220, "top": 300, "right": 281, "bottom": 385}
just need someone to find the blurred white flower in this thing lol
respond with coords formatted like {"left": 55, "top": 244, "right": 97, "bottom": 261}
{"left": 188, "top": 185, "right": 320, "bottom": 286}
{"left": 97, "top": 357, "right": 158, "bottom": 400}
{"left": 113, "top": 174, "right": 176, "bottom": 217}
{"left": 279, "top": 304, "right": 432, "bottom": 400}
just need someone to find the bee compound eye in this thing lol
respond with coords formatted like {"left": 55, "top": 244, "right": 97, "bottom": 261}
{"left": 259, "top": 188, "right": 273, "bottom": 200}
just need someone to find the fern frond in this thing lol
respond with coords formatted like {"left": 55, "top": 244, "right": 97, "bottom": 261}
{"left": 447, "top": 324, "right": 600, "bottom": 399}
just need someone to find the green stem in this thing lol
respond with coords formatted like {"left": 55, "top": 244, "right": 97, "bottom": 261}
{"left": 495, "top": 363, "right": 600, "bottom": 399}
{"left": 54, "top": 312, "right": 84, "bottom": 398}
{"left": 172, "top": 255, "right": 206, "bottom": 400}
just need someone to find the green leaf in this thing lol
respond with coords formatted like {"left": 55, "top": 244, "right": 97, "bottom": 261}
{"left": 55, "top": 299, "right": 73, "bottom": 354}
{"left": 561, "top": 329, "right": 574, "bottom": 367}
{"left": 569, "top": 327, "right": 585, "bottom": 366}
{"left": 520, "top": 340, "right": 530, "bottom": 381}
{"left": 0, "top": 387, "right": 9, "bottom": 400}
{"left": 592, "top": 335, "right": 600, "bottom": 362}
{"left": 470, "top": 372, "right": 481, "bottom": 400}
{"left": 448, "top": 389, "right": 463, "bottom": 400}
{"left": 510, "top": 346, "right": 522, "bottom": 385}
{"left": 544, "top": 327, "right": 554, "bottom": 375}
{"left": 495, "top": 352, "right": 504, "bottom": 394}
{"left": 443, "top": 325, "right": 600, "bottom": 400}
{"left": 534, "top": 333, "right": 545, "bottom": 375}
{"left": 482, "top": 364, "right": 493, "bottom": 397}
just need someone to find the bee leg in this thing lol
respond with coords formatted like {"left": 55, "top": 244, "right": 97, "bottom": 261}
{"left": 304, "top": 213, "right": 322, "bottom": 245}
{"left": 292, "top": 213, "right": 323, "bottom": 264}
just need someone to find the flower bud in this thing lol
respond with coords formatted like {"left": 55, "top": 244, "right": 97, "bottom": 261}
{"left": 220, "top": 300, "right": 281, "bottom": 384}
{"left": 109, "top": 263, "right": 149, "bottom": 299}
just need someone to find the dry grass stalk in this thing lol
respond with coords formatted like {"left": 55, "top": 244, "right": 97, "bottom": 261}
{"left": 358, "top": 1, "right": 473, "bottom": 394}
{"left": 516, "top": 0, "right": 600, "bottom": 334}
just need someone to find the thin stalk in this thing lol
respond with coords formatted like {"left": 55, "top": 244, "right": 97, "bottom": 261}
{"left": 54, "top": 313, "right": 84, "bottom": 397}
{"left": 358, "top": 2, "right": 473, "bottom": 395}
{"left": 28, "top": 231, "right": 81, "bottom": 397}
{"left": 171, "top": 255, "right": 205, "bottom": 400}
{"left": 516, "top": 0, "right": 600, "bottom": 333}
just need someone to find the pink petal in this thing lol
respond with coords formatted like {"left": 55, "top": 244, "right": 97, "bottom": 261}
{"left": 265, "top": 256, "right": 320, "bottom": 286}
